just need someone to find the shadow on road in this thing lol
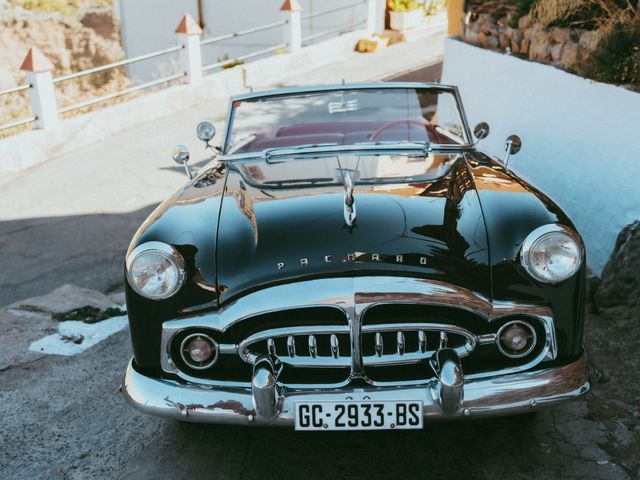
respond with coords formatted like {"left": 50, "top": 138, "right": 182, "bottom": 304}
{"left": 0, "top": 204, "right": 158, "bottom": 307}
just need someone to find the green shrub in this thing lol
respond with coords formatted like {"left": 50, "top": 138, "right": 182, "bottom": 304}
{"left": 582, "top": 20, "right": 640, "bottom": 86}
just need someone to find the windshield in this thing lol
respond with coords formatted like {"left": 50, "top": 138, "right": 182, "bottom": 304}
{"left": 224, "top": 87, "right": 469, "bottom": 155}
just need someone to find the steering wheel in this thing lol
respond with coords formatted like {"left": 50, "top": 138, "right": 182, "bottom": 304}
{"left": 370, "top": 119, "right": 428, "bottom": 141}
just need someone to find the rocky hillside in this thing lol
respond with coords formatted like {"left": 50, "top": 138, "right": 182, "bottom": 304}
{"left": 0, "top": 0, "right": 129, "bottom": 131}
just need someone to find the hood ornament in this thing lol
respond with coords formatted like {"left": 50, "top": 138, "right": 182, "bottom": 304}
{"left": 343, "top": 171, "right": 356, "bottom": 227}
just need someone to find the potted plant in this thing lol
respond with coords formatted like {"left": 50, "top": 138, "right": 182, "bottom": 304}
{"left": 389, "top": 0, "right": 423, "bottom": 31}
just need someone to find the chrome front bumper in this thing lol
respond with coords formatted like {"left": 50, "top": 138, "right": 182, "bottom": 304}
{"left": 122, "top": 353, "right": 591, "bottom": 425}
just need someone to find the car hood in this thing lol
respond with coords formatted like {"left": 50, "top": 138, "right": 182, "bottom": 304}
{"left": 215, "top": 155, "right": 490, "bottom": 303}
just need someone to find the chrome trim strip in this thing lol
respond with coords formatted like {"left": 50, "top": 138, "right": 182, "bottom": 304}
{"left": 123, "top": 353, "right": 591, "bottom": 424}
{"left": 160, "top": 276, "right": 557, "bottom": 386}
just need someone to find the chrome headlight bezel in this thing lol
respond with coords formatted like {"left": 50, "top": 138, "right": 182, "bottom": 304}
{"left": 519, "top": 224, "right": 584, "bottom": 284}
{"left": 126, "top": 241, "right": 186, "bottom": 300}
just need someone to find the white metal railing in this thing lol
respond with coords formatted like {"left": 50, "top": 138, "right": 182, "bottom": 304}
{"left": 58, "top": 72, "right": 186, "bottom": 114}
{"left": 200, "top": 17, "right": 290, "bottom": 73}
{"left": 0, "top": 0, "right": 377, "bottom": 135}
{"left": 200, "top": 19, "right": 289, "bottom": 47}
{"left": 301, "top": 0, "right": 366, "bottom": 21}
{"left": 52, "top": 45, "right": 183, "bottom": 84}
{"left": 0, "top": 84, "right": 35, "bottom": 132}
{"left": 303, "top": 19, "right": 368, "bottom": 45}
{"left": 202, "top": 43, "right": 289, "bottom": 73}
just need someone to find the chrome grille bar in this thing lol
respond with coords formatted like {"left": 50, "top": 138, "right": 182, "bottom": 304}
{"left": 287, "top": 336, "right": 296, "bottom": 356}
{"left": 397, "top": 331, "right": 405, "bottom": 355}
{"left": 375, "top": 333, "right": 383, "bottom": 357}
{"left": 418, "top": 330, "right": 427, "bottom": 353}
{"left": 330, "top": 334, "right": 339, "bottom": 359}
{"left": 267, "top": 338, "right": 276, "bottom": 356}
{"left": 308, "top": 335, "right": 318, "bottom": 358}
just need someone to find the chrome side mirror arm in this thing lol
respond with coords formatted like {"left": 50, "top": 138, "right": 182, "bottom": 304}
{"left": 502, "top": 134, "right": 522, "bottom": 171}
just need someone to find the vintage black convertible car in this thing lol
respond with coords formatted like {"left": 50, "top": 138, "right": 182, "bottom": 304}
{"left": 122, "top": 83, "right": 590, "bottom": 430}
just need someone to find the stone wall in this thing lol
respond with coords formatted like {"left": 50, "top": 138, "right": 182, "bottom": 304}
{"left": 459, "top": 2, "right": 599, "bottom": 73}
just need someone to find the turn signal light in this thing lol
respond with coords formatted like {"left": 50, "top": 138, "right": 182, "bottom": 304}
{"left": 180, "top": 333, "right": 218, "bottom": 370}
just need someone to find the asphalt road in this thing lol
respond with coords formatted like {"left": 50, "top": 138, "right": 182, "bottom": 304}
{"left": 1, "top": 308, "right": 638, "bottom": 480}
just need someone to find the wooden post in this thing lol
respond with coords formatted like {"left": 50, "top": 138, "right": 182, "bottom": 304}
{"left": 447, "top": 0, "right": 464, "bottom": 36}
{"left": 20, "top": 47, "right": 59, "bottom": 130}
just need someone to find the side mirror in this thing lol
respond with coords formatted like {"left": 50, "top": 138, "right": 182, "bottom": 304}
{"left": 172, "top": 144, "right": 193, "bottom": 179}
{"left": 196, "top": 121, "right": 216, "bottom": 146}
{"left": 502, "top": 134, "right": 522, "bottom": 170}
{"left": 473, "top": 122, "right": 490, "bottom": 140}
{"left": 505, "top": 134, "right": 522, "bottom": 155}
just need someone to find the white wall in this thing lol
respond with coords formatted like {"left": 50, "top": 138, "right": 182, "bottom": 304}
{"left": 117, "top": 0, "right": 375, "bottom": 82}
{"left": 442, "top": 38, "right": 640, "bottom": 275}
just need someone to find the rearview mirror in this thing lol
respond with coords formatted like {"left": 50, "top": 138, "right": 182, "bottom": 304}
{"left": 473, "top": 122, "right": 490, "bottom": 140}
{"left": 505, "top": 134, "right": 522, "bottom": 155}
{"left": 172, "top": 144, "right": 193, "bottom": 179}
{"left": 502, "top": 134, "right": 522, "bottom": 170}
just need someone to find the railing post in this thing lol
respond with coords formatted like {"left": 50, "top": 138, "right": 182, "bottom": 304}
{"left": 367, "top": 0, "right": 378, "bottom": 33}
{"left": 20, "top": 47, "right": 59, "bottom": 130}
{"left": 280, "top": 0, "right": 303, "bottom": 54}
{"left": 175, "top": 14, "right": 203, "bottom": 86}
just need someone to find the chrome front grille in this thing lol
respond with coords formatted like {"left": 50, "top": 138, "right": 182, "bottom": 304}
{"left": 361, "top": 323, "right": 476, "bottom": 367}
{"left": 160, "top": 276, "right": 558, "bottom": 388}
{"left": 239, "top": 325, "right": 352, "bottom": 368}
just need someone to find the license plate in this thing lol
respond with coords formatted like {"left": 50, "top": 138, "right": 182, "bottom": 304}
{"left": 294, "top": 400, "right": 423, "bottom": 431}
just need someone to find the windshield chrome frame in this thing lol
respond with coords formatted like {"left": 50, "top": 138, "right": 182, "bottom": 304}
{"left": 220, "top": 82, "right": 475, "bottom": 161}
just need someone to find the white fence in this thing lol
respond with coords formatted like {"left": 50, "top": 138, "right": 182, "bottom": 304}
{"left": 442, "top": 38, "right": 640, "bottom": 274}
{"left": 0, "top": 0, "right": 377, "bottom": 134}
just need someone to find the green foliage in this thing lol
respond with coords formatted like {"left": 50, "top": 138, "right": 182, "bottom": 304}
{"left": 388, "top": 0, "right": 421, "bottom": 13}
{"left": 424, "top": 0, "right": 446, "bottom": 15}
{"left": 217, "top": 54, "right": 244, "bottom": 70}
{"left": 582, "top": 20, "right": 640, "bottom": 86}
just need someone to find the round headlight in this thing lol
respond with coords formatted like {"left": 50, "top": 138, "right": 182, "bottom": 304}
{"left": 520, "top": 225, "right": 583, "bottom": 283}
{"left": 126, "top": 242, "right": 185, "bottom": 299}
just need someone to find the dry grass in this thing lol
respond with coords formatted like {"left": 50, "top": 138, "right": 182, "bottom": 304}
{"left": 530, "top": 0, "right": 637, "bottom": 40}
